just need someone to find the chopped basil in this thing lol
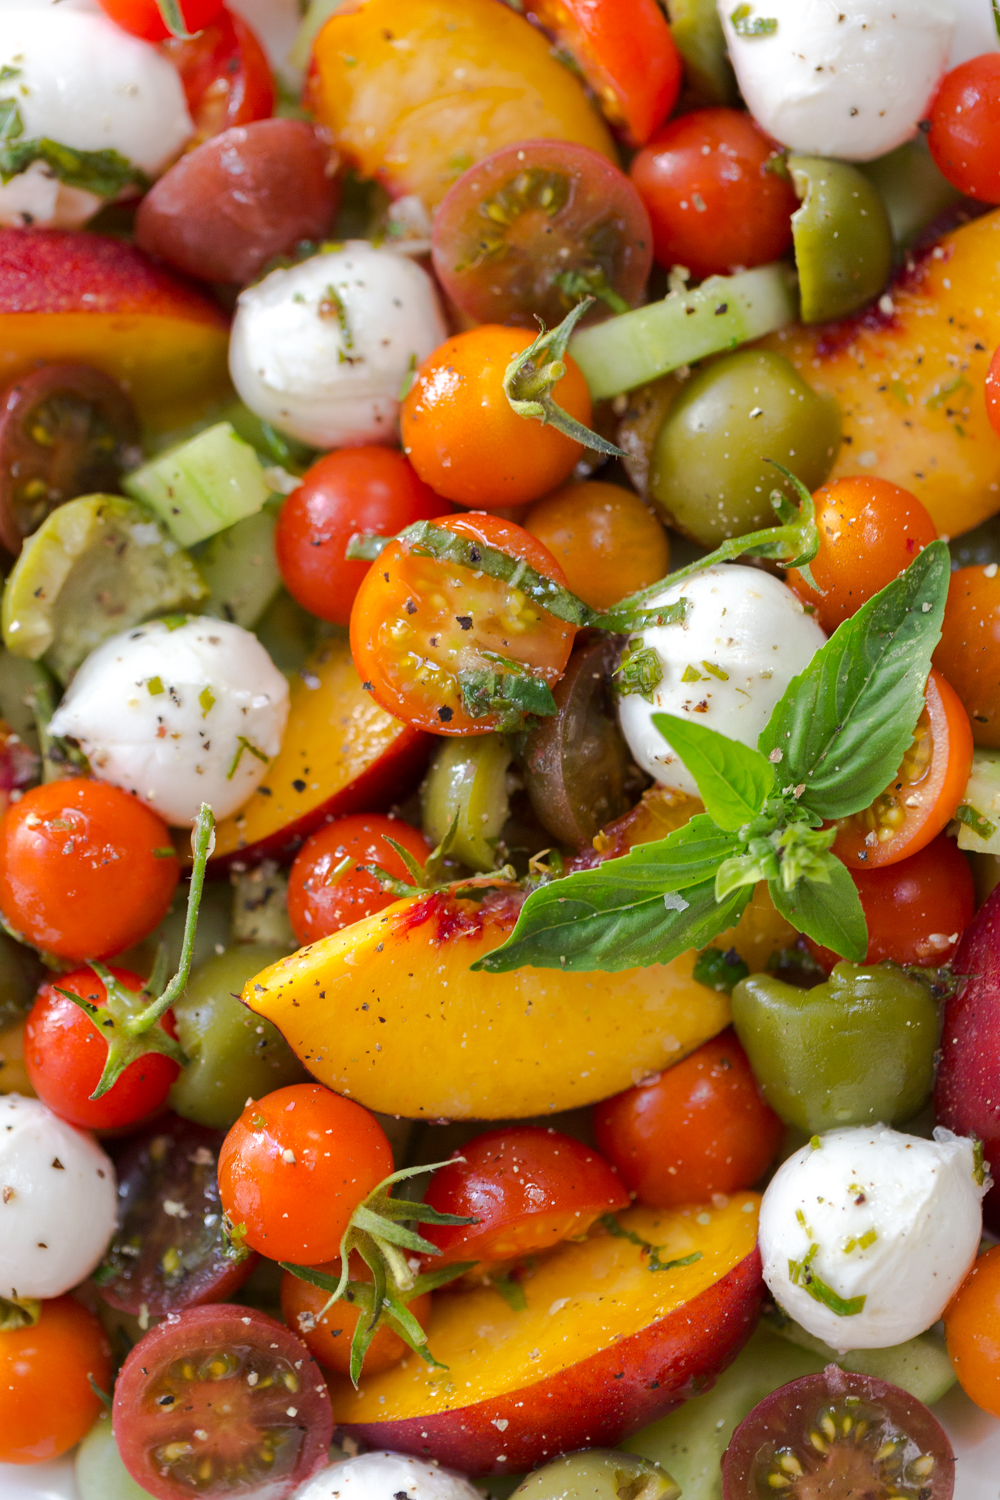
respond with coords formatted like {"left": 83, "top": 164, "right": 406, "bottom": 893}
{"left": 0, "top": 100, "right": 148, "bottom": 198}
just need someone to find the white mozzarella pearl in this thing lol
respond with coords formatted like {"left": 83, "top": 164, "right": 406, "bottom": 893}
{"left": 294, "top": 1453, "right": 483, "bottom": 1500}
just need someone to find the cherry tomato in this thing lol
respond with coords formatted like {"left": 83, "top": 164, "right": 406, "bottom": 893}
{"left": 526, "top": 0, "right": 681, "bottom": 146}
{"left": 721, "top": 1368, "right": 954, "bottom": 1500}
{"left": 0, "top": 780, "right": 178, "bottom": 962}
{"left": 807, "top": 833, "right": 974, "bottom": 972}
{"left": 113, "top": 1304, "right": 332, "bottom": 1500}
{"left": 217, "top": 1083, "right": 394, "bottom": 1264}
{"left": 593, "top": 1029, "right": 783, "bottom": 1209}
{"left": 431, "top": 139, "right": 652, "bottom": 329}
{"left": 25, "top": 966, "right": 178, "bottom": 1132}
{"left": 928, "top": 54, "right": 1000, "bottom": 204}
{"left": 275, "top": 448, "right": 451, "bottom": 628}
{"left": 629, "top": 108, "right": 798, "bottom": 279}
{"left": 786, "top": 476, "right": 938, "bottom": 633}
{"left": 349, "top": 512, "right": 575, "bottom": 735}
{"left": 163, "top": 8, "right": 274, "bottom": 145}
{"left": 945, "top": 1244, "right": 1000, "bottom": 1417}
{"left": 987, "top": 345, "right": 1000, "bottom": 440}
{"left": 524, "top": 479, "right": 669, "bottom": 611}
{"left": 834, "top": 668, "right": 974, "bottom": 871}
{"left": 0, "top": 1295, "right": 112, "bottom": 1464}
{"left": 401, "top": 326, "right": 591, "bottom": 508}
{"left": 933, "top": 565, "right": 1000, "bottom": 747}
{"left": 420, "top": 1126, "right": 628, "bottom": 1265}
{"left": 287, "top": 813, "right": 431, "bottom": 946}
{"left": 98, "top": 0, "right": 223, "bottom": 42}
{"left": 280, "top": 1251, "right": 431, "bottom": 1377}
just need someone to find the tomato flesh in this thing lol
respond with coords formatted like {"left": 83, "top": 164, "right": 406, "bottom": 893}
{"left": 287, "top": 812, "right": 431, "bottom": 946}
{"left": 163, "top": 9, "right": 274, "bottom": 144}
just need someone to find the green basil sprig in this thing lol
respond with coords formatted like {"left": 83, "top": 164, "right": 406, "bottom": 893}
{"left": 474, "top": 540, "right": 951, "bottom": 974}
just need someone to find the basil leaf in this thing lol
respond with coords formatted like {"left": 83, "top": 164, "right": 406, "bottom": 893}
{"left": 767, "top": 855, "right": 867, "bottom": 961}
{"left": 652, "top": 713, "right": 774, "bottom": 830}
{"left": 0, "top": 126, "right": 148, "bottom": 198}
{"left": 758, "top": 540, "right": 950, "bottom": 820}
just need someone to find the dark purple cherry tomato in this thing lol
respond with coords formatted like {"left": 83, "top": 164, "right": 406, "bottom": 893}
{"left": 135, "top": 119, "right": 339, "bottom": 285}
{"left": 113, "top": 1304, "right": 332, "bottom": 1500}
{"left": 0, "top": 364, "right": 140, "bottom": 554}
{"left": 722, "top": 1367, "right": 954, "bottom": 1499}
{"left": 95, "top": 1115, "right": 257, "bottom": 1317}
{"left": 431, "top": 139, "right": 653, "bottom": 329}
{"left": 522, "top": 634, "right": 632, "bottom": 847}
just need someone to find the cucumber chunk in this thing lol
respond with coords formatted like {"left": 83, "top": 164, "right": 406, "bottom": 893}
{"left": 955, "top": 747, "right": 1000, "bottom": 854}
{"left": 763, "top": 1310, "right": 956, "bottom": 1406}
{"left": 195, "top": 505, "right": 282, "bottom": 630}
{"left": 123, "top": 422, "right": 271, "bottom": 547}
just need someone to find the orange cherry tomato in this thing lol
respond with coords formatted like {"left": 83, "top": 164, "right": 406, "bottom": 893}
{"left": 524, "top": 480, "right": 669, "bottom": 611}
{"left": 833, "top": 668, "right": 974, "bottom": 871}
{"left": 593, "top": 1029, "right": 783, "bottom": 1209}
{"left": 163, "top": 8, "right": 274, "bottom": 146}
{"left": 287, "top": 813, "right": 432, "bottom": 946}
{"left": 280, "top": 1252, "right": 431, "bottom": 1377}
{"left": 401, "top": 325, "right": 591, "bottom": 509}
{"left": 349, "top": 512, "right": 575, "bottom": 735}
{"left": 785, "top": 476, "right": 938, "bottom": 633}
{"left": 217, "top": 1083, "right": 394, "bottom": 1264}
{"left": 933, "top": 565, "right": 1000, "bottom": 747}
{"left": 0, "top": 1296, "right": 112, "bottom": 1464}
{"left": 987, "top": 345, "right": 1000, "bottom": 440}
{"left": 945, "top": 1244, "right": 1000, "bottom": 1417}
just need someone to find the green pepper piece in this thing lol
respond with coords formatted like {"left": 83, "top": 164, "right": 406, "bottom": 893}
{"left": 664, "top": 0, "right": 738, "bottom": 107}
{"left": 730, "top": 961, "right": 939, "bottom": 1133}
{"left": 421, "top": 733, "right": 512, "bottom": 873}
{"left": 788, "top": 156, "right": 894, "bottom": 324}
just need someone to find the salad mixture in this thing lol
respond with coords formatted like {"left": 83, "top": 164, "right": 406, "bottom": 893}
{"left": 2, "top": 0, "right": 1000, "bottom": 1497}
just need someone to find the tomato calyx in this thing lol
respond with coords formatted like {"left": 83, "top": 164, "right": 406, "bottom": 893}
{"left": 0, "top": 1294, "right": 40, "bottom": 1332}
{"left": 503, "top": 298, "right": 627, "bottom": 460}
{"left": 155, "top": 0, "right": 198, "bottom": 38}
{"left": 53, "top": 805, "right": 214, "bottom": 1099}
{"left": 364, "top": 812, "right": 518, "bottom": 903}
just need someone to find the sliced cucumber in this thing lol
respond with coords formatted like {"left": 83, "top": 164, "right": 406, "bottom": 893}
{"left": 568, "top": 263, "right": 798, "bottom": 401}
{"left": 195, "top": 505, "right": 282, "bottom": 630}
{"left": 1, "top": 495, "right": 207, "bottom": 683}
{"left": 231, "top": 861, "right": 297, "bottom": 950}
{"left": 76, "top": 1412, "right": 153, "bottom": 1500}
{"left": 123, "top": 422, "right": 271, "bottom": 548}
{"left": 955, "top": 747, "right": 1000, "bottom": 854}
{"left": 859, "top": 140, "right": 962, "bottom": 249}
{"left": 763, "top": 1312, "right": 956, "bottom": 1405}
{"left": 0, "top": 651, "right": 48, "bottom": 749}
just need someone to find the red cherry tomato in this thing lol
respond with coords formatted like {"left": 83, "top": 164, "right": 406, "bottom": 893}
{"left": 987, "top": 345, "right": 1000, "bottom": 440}
{"left": 593, "top": 1029, "right": 783, "bottom": 1208}
{"left": 629, "top": 108, "right": 798, "bottom": 279}
{"left": 287, "top": 813, "right": 431, "bottom": 946}
{"left": 163, "top": 8, "right": 274, "bottom": 145}
{"left": 275, "top": 448, "right": 451, "bottom": 628}
{"left": 928, "top": 54, "right": 1000, "bottom": 204}
{"left": 217, "top": 1083, "right": 394, "bottom": 1264}
{"left": 833, "top": 668, "right": 974, "bottom": 871}
{"left": 0, "top": 780, "right": 178, "bottom": 962}
{"left": 25, "top": 967, "right": 179, "bottom": 1132}
{"left": 421, "top": 1126, "right": 628, "bottom": 1265}
{"left": 0, "top": 1296, "right": 112, "bottom": 1465}
{"left": 806, "top": 833, "right": 974, "bottom": 972}
{"left": 113, "top": 1304, "right": 332, "bottom": 1500}
{"left": 97, "top": 0, "right": 223, "bottom": 43}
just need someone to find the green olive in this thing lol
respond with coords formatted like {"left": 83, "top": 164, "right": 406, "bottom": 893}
{"left": 167, "top": 944, "right": 308, "bottom": 1130}
{"left": 663, "top": 0, "right": 737, "bottom": 107}
{"left": 788, "top": 156, "right": 894, "bottom": 325}
{"left": 512, "top": 1450, "right": 680, "bottom": 1500}
{"left": 421, "top": 733, "right": 512, "bottom": 872}
{"left": 649, "top": 350, "right": 841, "bottom": 545}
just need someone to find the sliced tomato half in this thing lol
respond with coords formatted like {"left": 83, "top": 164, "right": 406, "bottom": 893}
{"left": 163, "top": 8, "right": 274, "bottom": 145}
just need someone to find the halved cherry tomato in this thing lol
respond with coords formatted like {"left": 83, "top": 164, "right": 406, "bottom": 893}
{"left": 934, "top": 565, "right": 1000, "bottom": 746}
{"left": 217, "top": 1083, "right": 394, "bottom": 1264}
{"left": 163, "top": 8, "right": 274, "bottom": 145}
{"left": 786, "top": 476, "right": 938, "bottom": 633}
{"left": 281, "top": 1251, "right": 432, "bottom": 1377}
{"left": 98, "top": 0, "right": 223, "bottom": 43}
{"left": 113, "top": 1304, "right": 332, "bottom": 1500}
{"left": 275, "top": 448, "right": 451, "bottom": 629}
{"left": 421, "top": 1126, "right": 628, "bottom": 1265}
{"left": 0, "top": 780, "right": 179, "bottom": 962}
{"left": 928, "top": 54, "right": 1000, "bottom": 204}
{"left": 593, "top": 1029, "right": 783, "bottom": 1209}
{"left": 527, "top": 0, "right": 682, "bottom": 147}
{"left": 401, "top": 325, "right": 591, "bottom": 509}
{"left": 431, "top": 140, "right": 652, "bottom": 329}
{"left": 0, "top": 1296, "right": 112, "bottom": 1465}
{"left": 945, "top": 1244, "right": 1000, "bottom": 1418}
{"left": 25, "top": 966, "right": 179, "bottom": 1132}
{"left": 833, "top": 668, "right": 974, "bottom": 871}
{"left": 987, "top": 345, "right": 1000, "bottom": 440}
{"left": 629, "top": 108, "right": 798, "bottom": 279}
{"left": 287, "top": 813, "right": 431, "bottom": 946}
{"left": 524, "top": 479, "right": 669, "bottom": 611}
{"left": 806, "top": 833, "right": 975, "bottom": 972}
{"left": 349, "top": 513, "right": 575, "bottom": 735}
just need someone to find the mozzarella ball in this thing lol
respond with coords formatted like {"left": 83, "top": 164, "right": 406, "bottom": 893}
{"left": 759, "top": 1125, "right": 986, "bottom": 1351}
{"left": 718, "top": 0, "right": 956, "bottom": 162}
{"left": 48, "top": 618, "right": 289, "bottom": 826}
{"left": 295, "top": 1453, "right": 483, "bottom": 1500}
{"left": 0, "top": 1095, "right": 117, "bottom": 1300}
{"left": 617, "top": 564, "right": 825, "bottom": 797}
{"left": 229, "top": 243, "right": 447, "bottom": 449}
{"left": 0, "top": 8, "right": 193, "bottom": 229}
{"left": 948, "top": 0, "right": 1000, "bottom": 67}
